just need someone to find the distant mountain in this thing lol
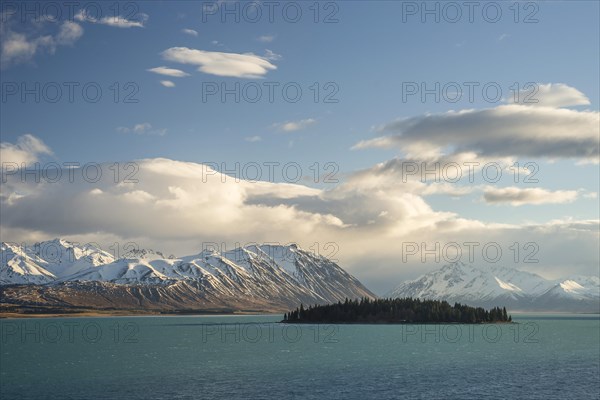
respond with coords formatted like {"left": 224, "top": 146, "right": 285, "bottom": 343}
{"left": 386, "top": 262, "right": 600, "bottom": 313}
{"left": 0, "top": 240, "right": 375, "bottom": 313}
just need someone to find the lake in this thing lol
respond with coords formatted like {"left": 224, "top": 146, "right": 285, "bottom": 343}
{"left": 1, "top": 313, "right": 598, "bottom": 399}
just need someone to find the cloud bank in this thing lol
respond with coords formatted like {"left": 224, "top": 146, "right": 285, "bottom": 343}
{"left": 2, "top": 135, "right": 598, "bottom": 292}
{"left": 354, "top": 103, "right": 599, "bottom": 163}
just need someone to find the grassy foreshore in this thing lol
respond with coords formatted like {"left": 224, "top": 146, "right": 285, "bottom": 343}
{"left": 0, "top": 304, "right": 280, "bottom": 318}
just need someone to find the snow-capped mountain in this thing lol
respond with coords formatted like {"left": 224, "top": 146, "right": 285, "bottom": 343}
{"left": 0, "top": 242, "right": 56, "bottom": 285}
{"left": 1, "top": 239, "right": 114, "bottom": 285}
{"left": 386, "top": 262, "right": 600, "bottom": 312}
{"left": 0, "top": 240, "right": 375, "bottom": 312}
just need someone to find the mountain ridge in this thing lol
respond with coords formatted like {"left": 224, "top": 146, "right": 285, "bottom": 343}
{"left": 386, "top": 262, "right": 599, "bottom": 312}
{"left": 0, "top": 240, "right": 375, "bottom": 313}
{"left": 3, "top": 240, "right": 598, "bottom": 313}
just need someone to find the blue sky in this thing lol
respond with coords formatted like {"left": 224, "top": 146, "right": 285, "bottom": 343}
{"left": 1, "top": 1, "right": 599, "bottom": 293}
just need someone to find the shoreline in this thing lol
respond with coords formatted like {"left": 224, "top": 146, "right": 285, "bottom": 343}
{"left": 2, "top": 311, "right": 597, "bottom": 320}
{"left": 0, "top": 307, "right": 283, "bottom": 319}
{"left": 281, "top": 320, "right": 518, "bottom": 325}
{"left": 0, "top": 312, "right": 277, "bottom": 319}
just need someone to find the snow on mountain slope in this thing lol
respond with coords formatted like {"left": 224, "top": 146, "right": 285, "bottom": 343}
{"left": 1, "top": 240, "right": 375, "bottom": 308}
{"left": 0, "top": 242, "right": 56, "bottom": 285}
{"left": 1, "top": 239, "right": 116, "bottom": 285}
{"left": 386, "top": 262, "right": 551, "bottom": 302}
{"left": 62, "top": 258, "right": 173, "bottom": 285}
{"left": 28, "top": 239, "right": 115, "bottom": 277}
{"left": 386, "top": 262, "right": 599, "bottom": 312}
{"left": 486, "top": 265, "right": 554, "bottom": 296}
{"left": 124, "top": 248, "right": 174, "bottom": 260}
{"left": 59, "top": 244, "right": 374, "bottom": 303}
{"left": 541, "top": 276, "right": 600, "bottom": 300}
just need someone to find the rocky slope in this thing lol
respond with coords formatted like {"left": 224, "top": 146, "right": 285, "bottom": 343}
{"left": 0, "top": 240, "right": 375, "bottom": 313}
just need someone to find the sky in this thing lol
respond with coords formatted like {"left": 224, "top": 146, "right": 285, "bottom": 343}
{"left": 0, "top": 0, "right": 599, "bottom": 294}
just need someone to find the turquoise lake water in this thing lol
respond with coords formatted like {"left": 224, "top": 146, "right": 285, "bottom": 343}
{"left": 1, "top": 313, "right": 598, "bottom": 399}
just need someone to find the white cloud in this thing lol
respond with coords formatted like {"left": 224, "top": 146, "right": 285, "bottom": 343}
{"left": 483, "top": 187, "right": 578, "bottom": 206}
{"left": 117, "top": 123, "right": 166, "bottom": 136}
{"left": 245, "top": 136, "right": 262, "bottom": 142}
{"left": 161, "top": 47, "right": 277, "bottom": 78}
{"left": 257, "top": 35, "right": 275, "bottom": 43}
{"left": 274, "top": 118, "right": 316, "bottom": 132}
{"left": 147, "top": 66, "right": 190, "bottom": 77}
{"left": 182, "top": 28, "right": 199, "bottom": 37}
{"left": 56, "top": 21, "right": 84, "bottom": 44}
{"left": 508, "top": 83, "right": 591, "bottom": 108}
{"left": 0, "top": 134, "right": 52, "bottom": 165}
{"left": 0, "top": 19, "right": 83, "bottom": 68}
{"left": 263, "top": 49, "right": 281, "bottom": 61}
{"left": 353, "top": 102, "right": 599, "bottom": 162}
{"left": 75, "top": 10, "right": 148, "bottom": 28}
{"left": 160, "top": 80, "right": 175, "bottom": 87}
{"left": 1, "top": 31, "right": 39, "bottom": 67}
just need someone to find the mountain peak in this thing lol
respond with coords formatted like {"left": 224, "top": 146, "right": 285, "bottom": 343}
{"left": 387, "top": 263, "right": 599, "bottom": 312}
{"left": 33, "top": 238, "right": 75, "bottom": 249}
{"left": 124, "top": 248, "right": 169, "bottom": 260}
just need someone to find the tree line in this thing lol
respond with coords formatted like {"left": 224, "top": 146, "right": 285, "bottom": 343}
{"left": 283, "top": 297, "right": 511, "bottom": 323}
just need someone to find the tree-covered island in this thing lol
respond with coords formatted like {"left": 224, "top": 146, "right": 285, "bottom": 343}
{"left": 282, "top": 297, "right": 512, "bottom": 324}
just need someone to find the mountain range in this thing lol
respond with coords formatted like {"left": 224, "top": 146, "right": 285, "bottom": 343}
{"left": 386, "top": 262, "right": 599, "bottom": 313}
{"left": 2, "top": 240, "right": 598, "bottom": 314}
{"left": 0, "top": 239, "right": 375, "bottom": 313}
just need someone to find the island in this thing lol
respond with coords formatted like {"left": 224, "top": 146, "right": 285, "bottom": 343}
{"left": 282, "top": 297, "right": 512, "bottom": 324}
